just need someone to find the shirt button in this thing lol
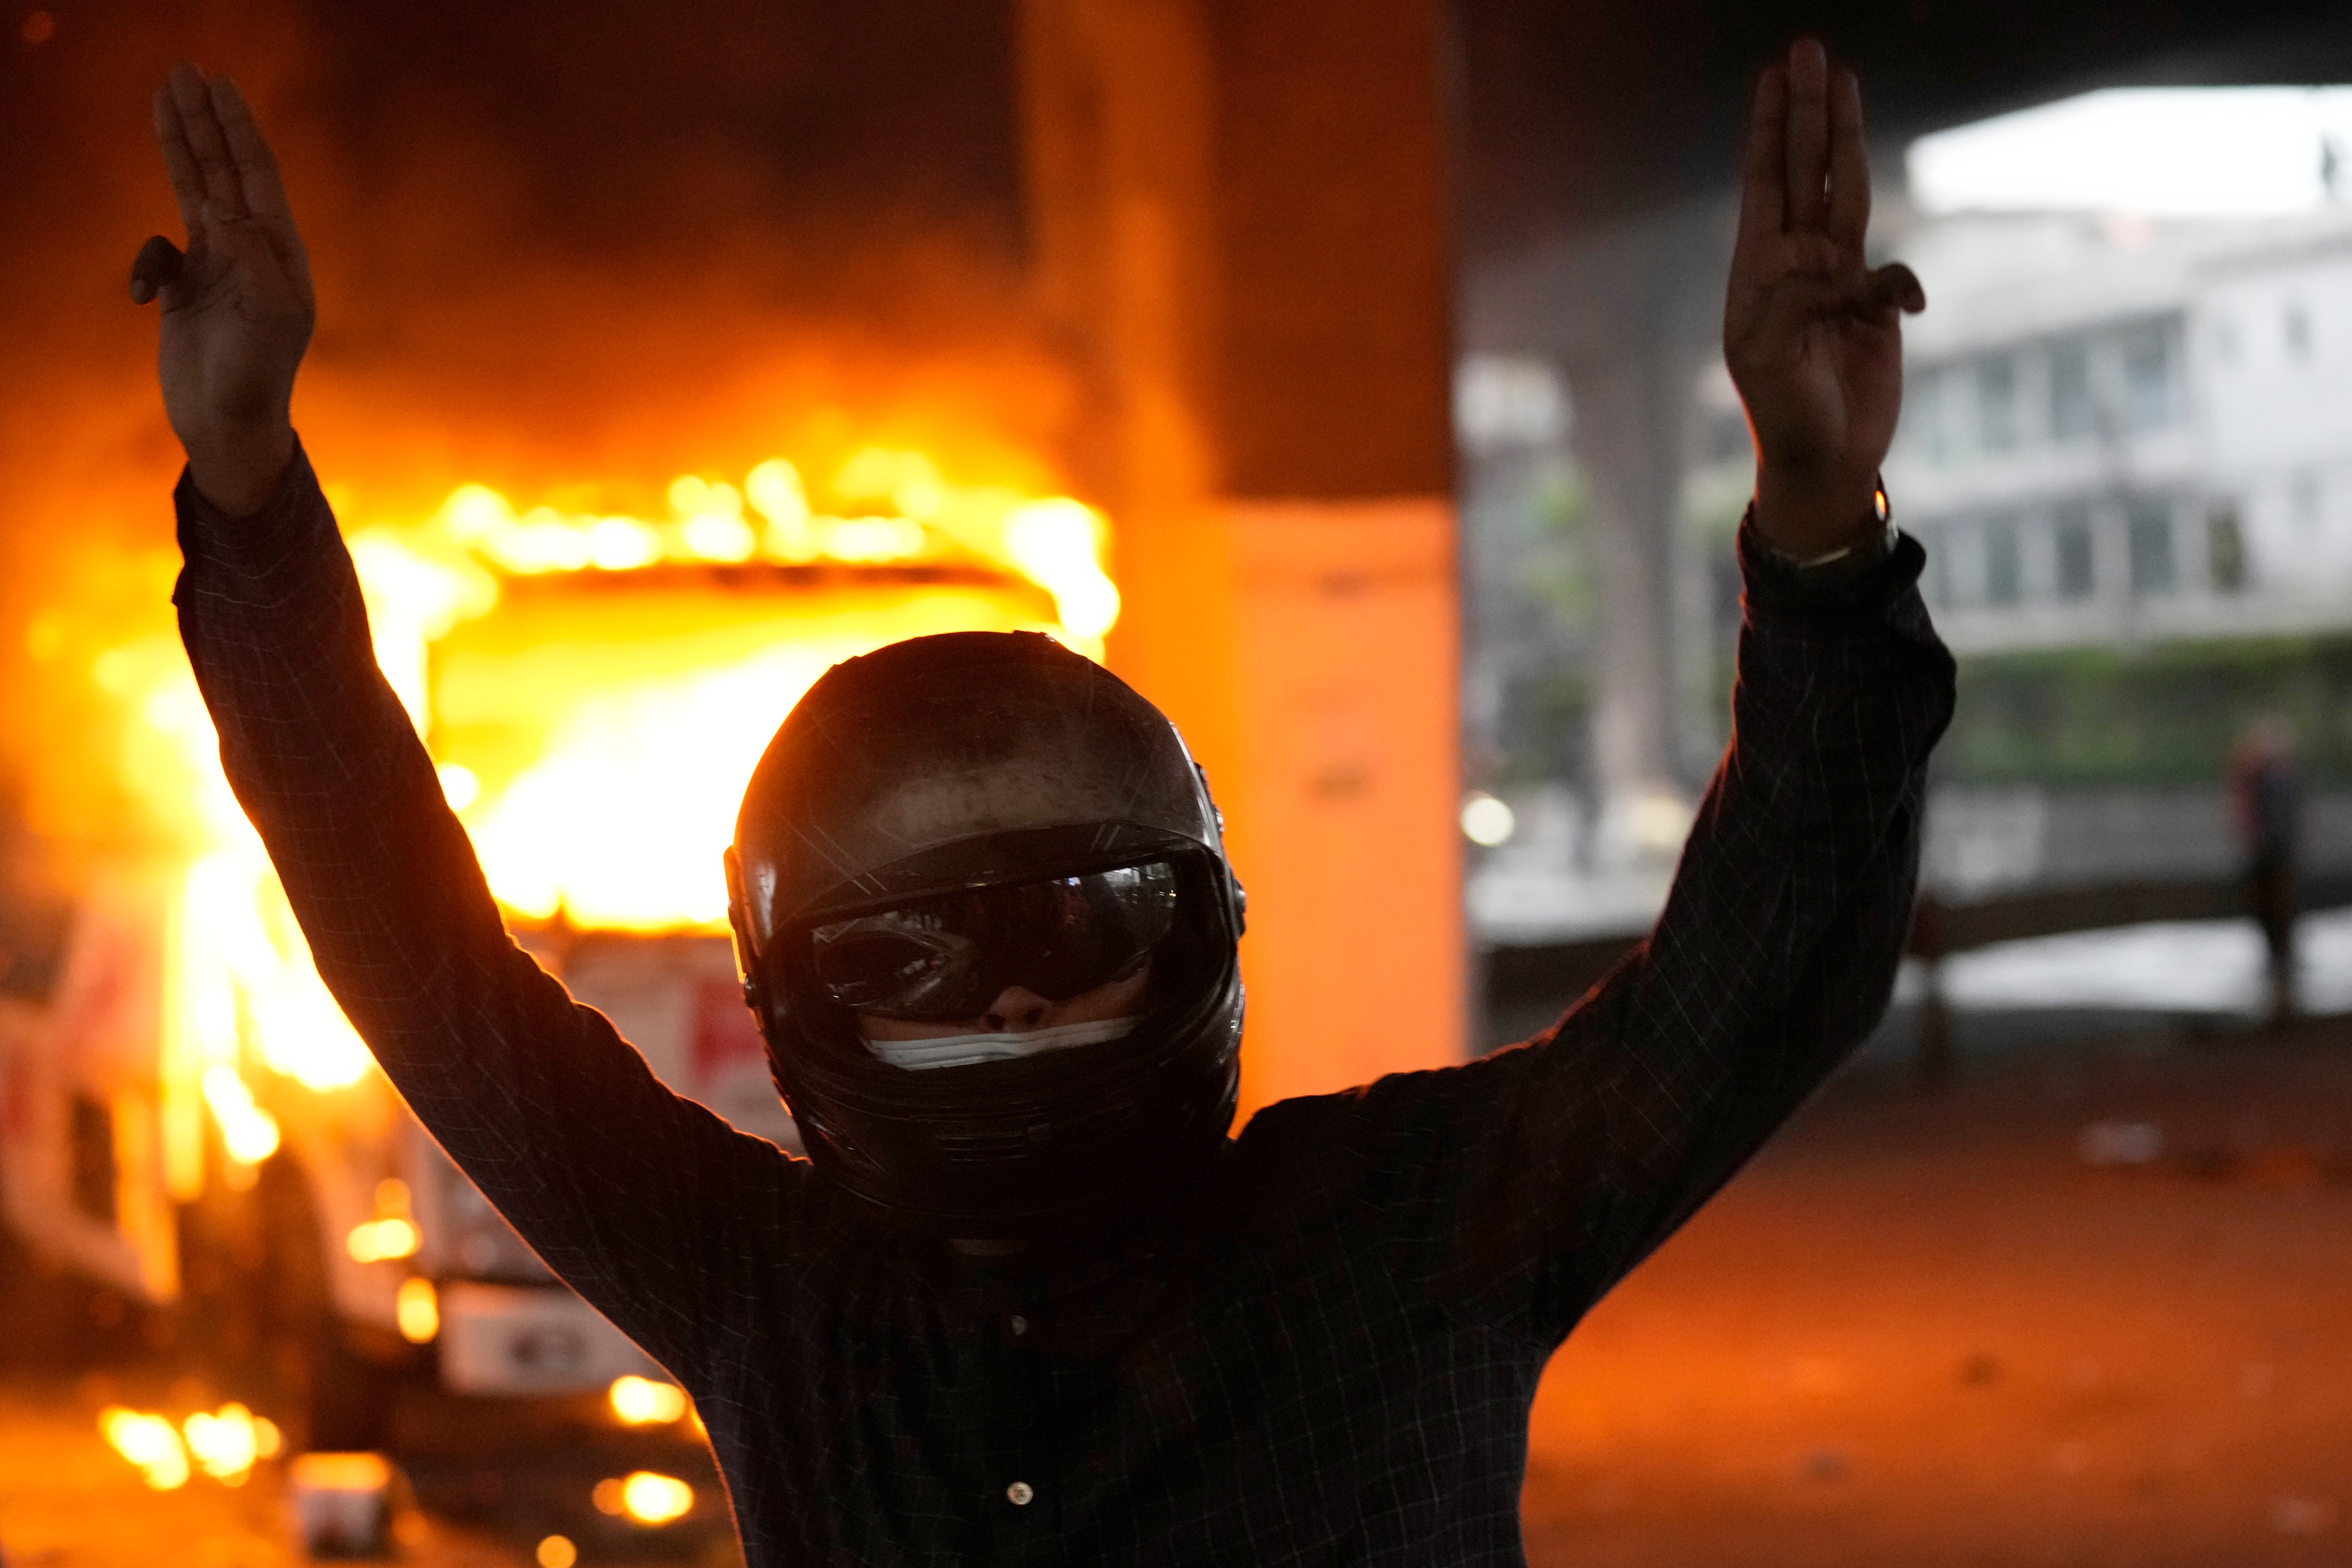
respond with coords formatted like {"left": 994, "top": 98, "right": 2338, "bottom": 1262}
{"left": 1010, "top": 1314, "right": 1029, "bottom": 1336}
{"left": 1007, "top": 1481, "right": 1035, "bottom": 1506}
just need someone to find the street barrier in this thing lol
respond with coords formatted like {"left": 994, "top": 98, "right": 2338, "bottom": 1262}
{"left": 1480, "top": 870, "right": 2352, "bottom": 1080}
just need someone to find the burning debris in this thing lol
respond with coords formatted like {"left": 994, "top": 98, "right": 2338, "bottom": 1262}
{"left": 14, "top": 411, "right": 1111, "bottom": 1534}
{"left": 362, "top": 448, "right": 1117, "bottom": 932}
{"left": 53, "top": 437, "right": 1119, "bottom": 1249}
{"left": 592, "top": 1469, "right": 696, "bottom": 1526}
{"left": 99, "top": 1401, "right": 283, "bottom": 1491}
{"left": 607, "top": 1374, "right": 690, "bottom": 1427}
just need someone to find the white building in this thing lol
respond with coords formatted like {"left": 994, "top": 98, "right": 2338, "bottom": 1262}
{"left": 1884, "top": 203, "right": 2352, "bottom": 654}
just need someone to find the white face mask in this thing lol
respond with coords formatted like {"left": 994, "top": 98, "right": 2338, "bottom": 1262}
{"left": 863, "top": 1016, "right": 1143, "bottom": 1072}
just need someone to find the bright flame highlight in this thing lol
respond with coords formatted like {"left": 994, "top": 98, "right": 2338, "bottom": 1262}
{"left": 347, "top": 1217, "right": 421, "bottom": 1263}
{"left": 536, "top": 1537, "right": 579, "bottom": 1568}
{"left": 355, "top": 449, "right": 1118, "bottom": 934}
{"left": 289, "top": 1451, "right": 392, "bottom": 1493}
{"left": 182, "top": 1402, "right": 278, "bottom": 1486}
{"left": 201, "top": 1065, "right": 281, "bottom": 1165}
{"left": 1005, "top": 499, "right": 1120, "bottom": 640}
{"left": 101, "top": 1408, "right": 190, "bottom": 1490}
{"left": 92, "top": 441, "right": 1116, "bottom": 1206}
{"left": 176, "top": 846, "right": 376, "bottom": 1096}
{"left": 395, "top": 1277, "right": 440, "bottom": 1344}
{"left": 436, "top": 763, "right": 480, "bottom": 810}
{"left": 420, "top": 451, "right": 1114, "bottom": 603}
{"left": 608, "top": 1375, "right": 689, "bottom": 1426}
{"left": 595, "top": 1471, "right": 695, "bottom": 1525}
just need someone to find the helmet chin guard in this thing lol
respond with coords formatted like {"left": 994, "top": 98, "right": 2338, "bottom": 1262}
{"left": 727, "top": 631, "right": 1246, "bottom": 1239}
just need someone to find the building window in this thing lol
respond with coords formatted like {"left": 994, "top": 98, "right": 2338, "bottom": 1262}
{"left": 2120, "top": 321, "right": 2179, "bottom": 432}
{"left": 1926, "top": 517, "right": 1988, "bottom": 607}
{"left": 2208, "top": 505, "right": 2247, "bottom": 592}
{"left": 2053, "top": 502, "right": 2096, "bottom": 600}
{"left": 1983, "top": 514, "right": 2023, "bottom": 605}
{"left": 2127, "top": 497, "right": 2177, "bottom": 594}
{"left": 2293, "top": 470, "right": 2324, "bottom": 530}
{"left": 1454, "top": 355, "right": 1569, "bottom": 451}
{"left": 1976, "top": 356, "right": 2018, "bottom": 451}
{"left": 1920, "top": 520, "right": 1953, "bottom": 607}
{"left": 2049, "top": 337, "right": 2093, "bottom": 441}
{"left": 1907, "top": 367, "right": 1948, "bottom": 466}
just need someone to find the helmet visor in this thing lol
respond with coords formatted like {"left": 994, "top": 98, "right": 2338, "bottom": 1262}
{"left": 809, "top": 860, "right": 1179, "bottom": 1023}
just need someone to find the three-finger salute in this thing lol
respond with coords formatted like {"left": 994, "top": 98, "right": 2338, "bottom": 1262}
{"left": 1724, "top": 40, "right": 1926, "bottom": 559}
{"left": 132, "top": 62, "right": 315, "bottom": 517}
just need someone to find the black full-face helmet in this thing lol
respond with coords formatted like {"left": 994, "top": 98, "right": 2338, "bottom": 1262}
{"left": 726, "top": 631, "right": 1246, "bottom": 1239}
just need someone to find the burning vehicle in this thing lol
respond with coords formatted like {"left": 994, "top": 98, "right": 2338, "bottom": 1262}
{"left": 0, "top": 446, "right": 1115, "bottom": 1482}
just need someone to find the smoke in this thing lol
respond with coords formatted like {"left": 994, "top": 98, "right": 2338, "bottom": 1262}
{"left": 282, "top": 0, "right": 1059, "bottom": 507}
{"left": 0, "top": 0, "right": 1062, "bottom": 858}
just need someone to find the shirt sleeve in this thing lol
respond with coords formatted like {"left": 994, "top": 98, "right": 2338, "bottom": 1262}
{"left": 1232, "top": 514, "right": 1954, "bottom": 1350}
{"left": 172, "top": 442, "right": 808, "bottom": 1382}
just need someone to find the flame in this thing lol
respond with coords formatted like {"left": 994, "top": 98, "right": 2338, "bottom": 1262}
{"left": 395, "top": 1277, "right": 440, "bottom": 1344}
{"left": 100, "top": 1408, "right": 190, "bottom": 1490}
{"left": 201, "top": 1064, "right": 282, "bottom": 1165}
{"left": 182, "top": 1402, "right": 280, "bottom": 1486}
{"left": 191, "top": 851, "right": 376, "bottom": 1093}
{"left": 390, "top": 449, "right": 1114, "bottom": 932}
{"left": 595, "top": 1471, "right": 695, "bottom": 1525}
{"left": 409, "top": 449, "right": 1114, "bottom": 613}
{"left": 608, "top": 1375, "right": 689, "bottom": 1426}
{"left": 347, "top": 1217, "right": 421, "bottom": 1263}
{"left": 83, "top": 441, "right": 1115, "bottom": 1203}
{"left": 103, "top": 1401, "right": 280, "bottom": 1490}
{"left": 1004, "top": 499, "right": 1121, "bottom": 640}
{"left": 349, "top": 1179, "right": 421, "bottom": 1261}
{"left": 445, "top": 595, "right": 1051, "bottom": 930}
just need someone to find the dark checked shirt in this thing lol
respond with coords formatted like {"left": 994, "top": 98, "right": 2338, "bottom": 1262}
{"left": 176, "top": 445, "right": 1954, "bottom": 1567}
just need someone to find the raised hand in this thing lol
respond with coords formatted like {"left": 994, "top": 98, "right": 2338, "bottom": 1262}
{"left": 130, "top": 62, "right": 315, "bottom": 517}
{"left": 1723, "top": 41, "right": 1925, "bottom": 558}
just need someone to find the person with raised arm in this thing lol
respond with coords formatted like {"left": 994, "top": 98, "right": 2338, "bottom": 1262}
{"left": 139, "top": 40, "right": 1946, "bottom": 1566}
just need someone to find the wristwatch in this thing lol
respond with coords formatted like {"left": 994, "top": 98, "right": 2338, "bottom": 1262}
{"left": 1749, "top": 478, "right": 1899, "bottom": 602}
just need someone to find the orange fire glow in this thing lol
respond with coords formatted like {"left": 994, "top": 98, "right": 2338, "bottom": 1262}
{"left": 99, "top": 1402, "right": 281, "bottom": 1490}
{"left": 83, "top": 443, "right": 1115, "bottom": 1201}
{"left": 363, "top": 446, "right": 1114, "bottom": 930}
{"left": 99, "top": 1407, "right": 189, "bottom": 1490}
{"left": 594, "top": 1470, "right": 696, "bottom": 1525}
{"left": 609, "top": 1375, "right": 690, "bottom": 1426}
{"left": 395, "top": 1277, "right": 440, "bottom": 1344}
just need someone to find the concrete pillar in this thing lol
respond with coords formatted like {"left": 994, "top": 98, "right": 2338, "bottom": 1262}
{"left": 1468, "top": 199, "right": 1730, "bottom": 824}
{"left": 1569, "top": 203, "right": 1733, "bottom": 805}
{"left": 1019, "top": 0, "right": 1464, "bottom": 1111}
{"left": 1570, "top": 349, "right": 1690, "bottom": 804}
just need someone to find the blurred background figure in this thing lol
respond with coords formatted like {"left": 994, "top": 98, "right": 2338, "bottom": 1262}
{"left": 2230, "top": 713, "right": 2304, "bottom": 1026}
